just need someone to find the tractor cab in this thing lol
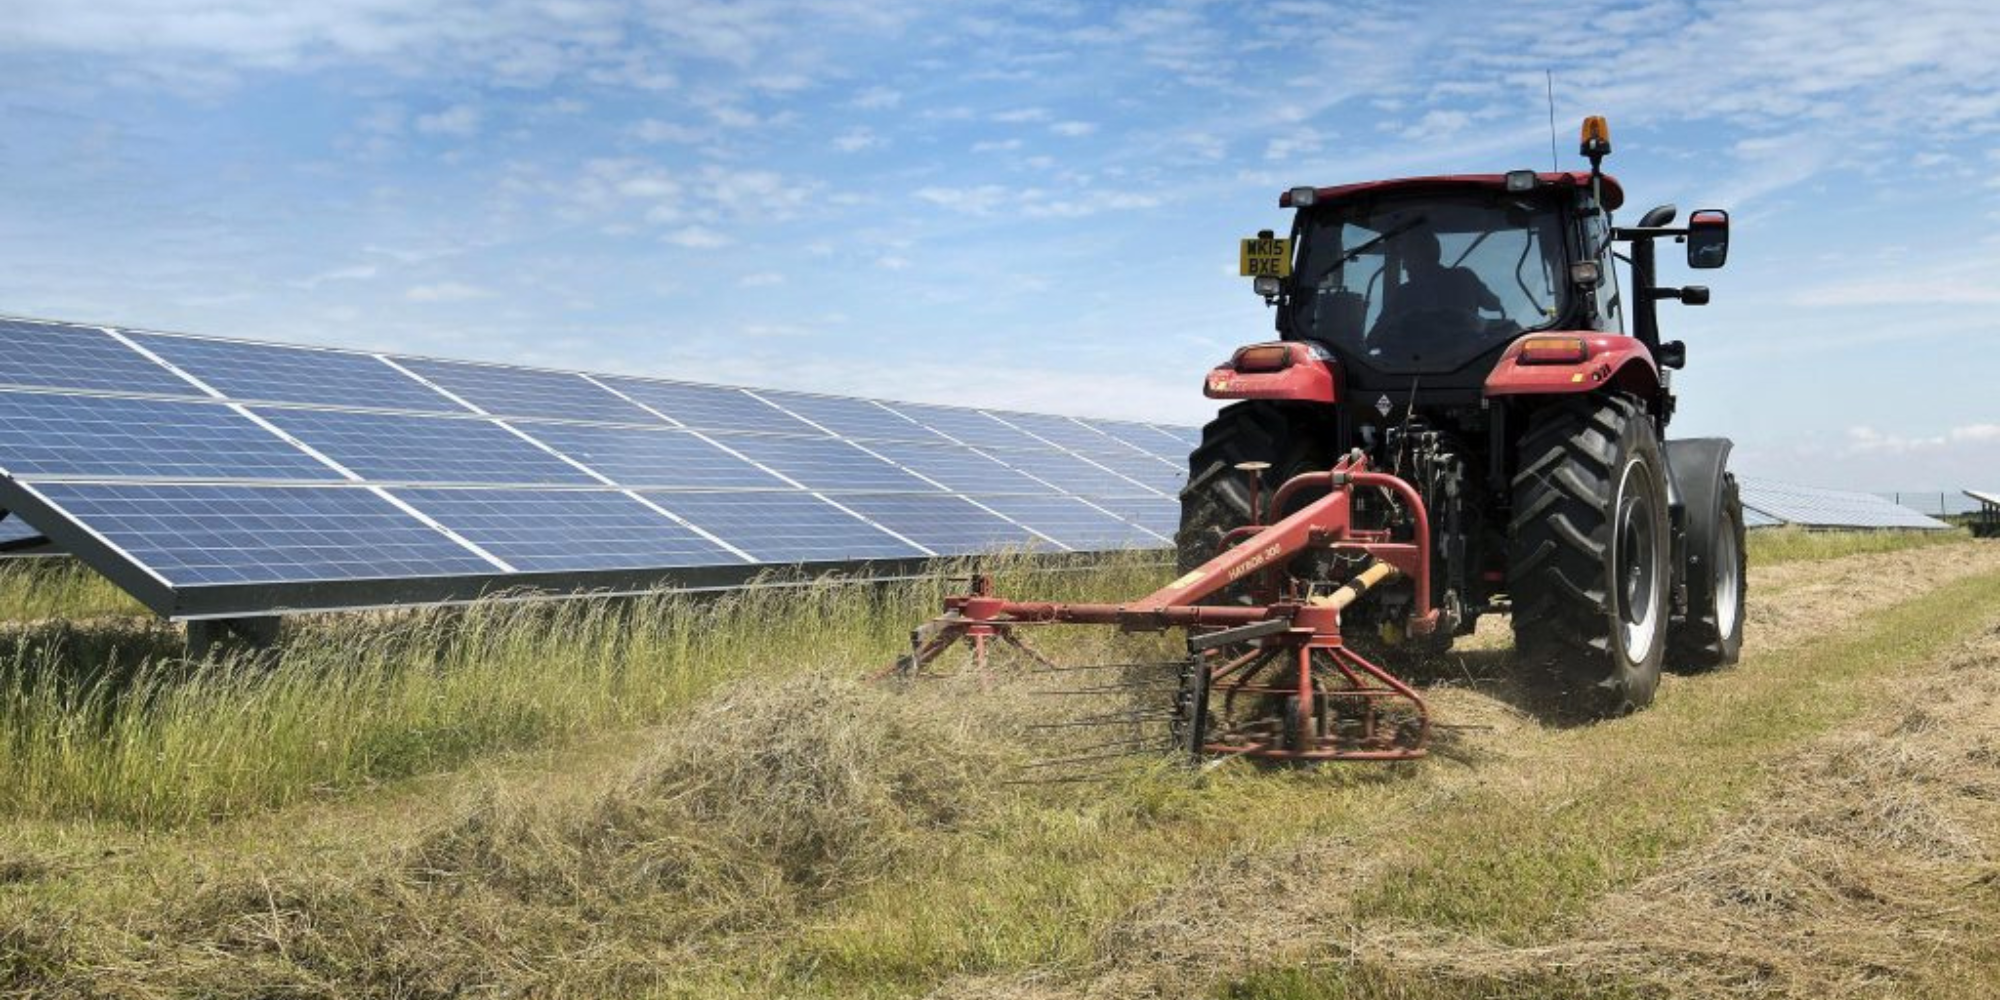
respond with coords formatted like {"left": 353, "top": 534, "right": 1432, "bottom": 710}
{"left": 1271, "top": 172, "right": 1622, "bottom": 391}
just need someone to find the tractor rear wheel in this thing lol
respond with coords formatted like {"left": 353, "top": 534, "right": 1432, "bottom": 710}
{"left": 1175, "top": 401, "right": 1333, "bottom": 583}
{"left": 1670, "top": 473, "right": 1747, "bottom": 669}
{"left": 1509, "top": 395, "right": 1669, "bottom": 718}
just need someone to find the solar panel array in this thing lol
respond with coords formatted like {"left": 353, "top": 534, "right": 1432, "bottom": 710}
{"left": 1738, "top": 479, "right": 1951, "bottom": 531}
{"left": 0, "top": 316, "right": 1195, "bottom": 618}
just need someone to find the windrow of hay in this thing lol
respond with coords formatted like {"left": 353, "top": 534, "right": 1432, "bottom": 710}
{"left": 0, "top": 551, "right": 1171, "bottom": 826}
{"left": 6, "top": 670, "right": 1037, "bottom": 998}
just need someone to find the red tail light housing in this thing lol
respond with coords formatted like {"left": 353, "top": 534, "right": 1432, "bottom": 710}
{"left": 1517, "top": 336, "right": 1590, "bottom": 365}
{"left": 1233, "top": 344, "right": 1293, "bottom": 372}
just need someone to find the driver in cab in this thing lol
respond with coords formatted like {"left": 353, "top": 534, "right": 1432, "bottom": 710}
{"left": 1379, "top": 229, "right": 1501, "bottom": 332}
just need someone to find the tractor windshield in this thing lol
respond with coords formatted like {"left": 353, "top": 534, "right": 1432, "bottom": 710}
{"left": 1290, "top": 192, "right": 1566, "bottom": 373}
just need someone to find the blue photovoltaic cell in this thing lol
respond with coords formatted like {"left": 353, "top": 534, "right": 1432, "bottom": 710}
{"left": 882, "top": 444, "right": 1053, "bottom": 494}
{"left": 135, "top": 334, "right": 468, "bottom": 414}
{"left": 1085, "top": 453, "right": 1183, "bottom": 495}
{"left": 716, "top": 434, "right": 942, "bottom": 493}
{"left": 513, "top": 423, "right": 786, "bottom": 490}
{"left": 647, "top": 491, "right": 922, "bottom": 562}
{"left": 392, "top": 488, "right": 738, "bottom": 571}
{"left": 1736, "top": 479, "right": 1949, "bottom": 531}
{"left": 255, "top": 408, "right": 597, "bottom": 485}
{"left": 1742, "top": 505, "right": 1781, "bottom": 528}
{"left": 1151, "top": 424, "right": 1203, "bottom": 451}
{"left": 395, "top": 357, "right": 665, "bottom": 425}
{"left": 1087, "top": 418, "right": 1189, "bottom": 457}
{"left": 32, "top": 483, "right": 495, "bottom": 585}
{"left": 0, "top": 319, "right": 196, "bottom": 396}
{"left": 0, "top": 514, "right": 45, "bottom": 544}
{"left": 970, "top": 496, "right": 1152, "bottom": 550}
{"left": 597, "top": 377, "right": 821, "bottom": 435}
{"left": 1088, "top": 497, "right": 1181, "bottom": 538}
{"left": 994, "top": 449, "right": 1158, "bottom": 497}
{"left": 0, "top": 393, "right": 342, "bottom": 482}
{"left": 752, "top": 390, "right": 948, "bottom": 444}
{"left": 888, "top": 402, "right": 1049, "bottom": 452}
{"left": 836, "top": 494, "right": 1044, "bottom": 554}
{"left": 987, "top": 410, "right": 1134, "bottom": 455}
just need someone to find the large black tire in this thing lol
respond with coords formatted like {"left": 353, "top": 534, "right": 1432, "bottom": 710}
{"left": 1509, "top": 395, "right": 1670, "bottom": 718}
{"left": 1670, "top": 473, "right": 1747, "bottom": 670}
{"left": 1176, "top": 401, "right": 1333, "bottom": 582}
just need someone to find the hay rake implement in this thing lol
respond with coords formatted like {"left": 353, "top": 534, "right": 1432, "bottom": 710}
{"left": 890, "top": 454, "right": 1435, "bottom": 763}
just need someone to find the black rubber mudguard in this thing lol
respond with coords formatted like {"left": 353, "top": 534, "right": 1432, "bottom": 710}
{"left": 1664, "top": 437, "right": 1735, "bottom": 591}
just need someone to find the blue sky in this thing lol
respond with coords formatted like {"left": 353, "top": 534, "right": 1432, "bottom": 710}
{"left": 2, "top": 0, "right": 1996, "bottom": 490}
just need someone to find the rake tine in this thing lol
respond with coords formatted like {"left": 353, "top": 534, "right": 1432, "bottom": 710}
{"left": 1024, "top": 711, "right": 1175, "bottom": 730}
{"left": 1029, "top": 683, "right": 1179, "bottom": 696}
{"left": 1053, "top": 735, "right": 1164, "bottom": 754}
{"left": 1022, "top": 747, "right": 1164, "bottom": 770}
{"left": 1003, "top": 769, "right": 1132, "bottom": 786}
{"left": 1021, "top": 661, "right": 1187, "bottom": 675}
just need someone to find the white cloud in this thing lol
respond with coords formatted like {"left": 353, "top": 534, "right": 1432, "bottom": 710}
{"left": 738, "top": 272, "right": 785, "bottom": 287}
{"left": 1050, "top": 120, "right": 1097, "bottom": 137}
{"left": 993, "top": 107, "right": 1050, "bottom": 123}
{"left": 849, "top": 85, "right": 902, "bottom": 109}
{"left": 664, "top": 225, "right": 731, "bottom": 248}
{"left": 405, "top": 282, "right": 491, "bottom": 302}
{"left": 832, "top": 127, "right": 882, "bottom": 152}
{"left": 293, "top": 264, "right": 378, "bottom": 289}
{"left": 415, "top": 104, "right": 480, "bottom": 138}
{"left": 971, "top": 138, "right": 1023, "bottom": 153}
{"left": 629, "top": 119, "right": 706, "bottom": 144}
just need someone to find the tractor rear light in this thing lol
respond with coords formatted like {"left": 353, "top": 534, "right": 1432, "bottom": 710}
{"left": 1569, "top": 261, "right": 1602, "bottom": 287}
{"left": 1234, "top": 344, "right": 1293, "bottom": 372}
{"left": 1504, "top": 169, "right": 1538, "bottom": 192}
{"left": 1287, "top": 186, "right": 1317, "bottom": 208}
{"left": 1518, "top": 336, "right": 1590, "bottom": 365}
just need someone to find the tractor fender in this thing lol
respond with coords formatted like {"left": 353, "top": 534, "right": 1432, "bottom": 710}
{"left": 1483, "top": 333, "right": 1660, "bottom": 399}
{"left": 1203, "top": 341, "right": 1338, "bottom": 404}
{"left": 1664, "top": 437, "right": 1735, "bottom": 597}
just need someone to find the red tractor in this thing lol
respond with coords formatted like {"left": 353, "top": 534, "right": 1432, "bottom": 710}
{"left": 898, "top": 118, "right": 1745, "bottom": 760}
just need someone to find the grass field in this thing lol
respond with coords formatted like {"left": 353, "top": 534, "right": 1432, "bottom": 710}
{"left": 0, "top": 534, "right": 1995, "bottom": 998}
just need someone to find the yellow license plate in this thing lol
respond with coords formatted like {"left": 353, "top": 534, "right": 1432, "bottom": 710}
{"left": 1239, "top": 236, "right": 1291, "bottom": 277}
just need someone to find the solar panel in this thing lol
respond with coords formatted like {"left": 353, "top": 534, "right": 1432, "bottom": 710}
{"left": 995, "top": 449, "right": 1161, "bottom": 497}
{"left": 253, "top": 409, "right": 598, "bottom": 485}
{"left": 595, "top": 377, "right": 820, "bottom": 436}
{"left": 1084, "top": 418, "right": 1188, "bottom": 457}
{"left": 888, "top": 402, "right": 1049, "bottom": 452}
{"left": 134, "top": 334, "right": 470, "bottom": 414}
{"left": 31, "top": 483, "right": 498, "bottom": 586}
{"left": 1967, "top": 489, "right": 2000, "bottom": 508}
{"left": 750, "top": 390, "right": 948, "bottom": 444}
{"left": 1087, "top": 497, "right": 1182, "bottom": 538}
{"left": 836, "top": 494, "right": 1047, "bottom": 553}
{"left": 985, "top": 410, "right": 1135, "bottom": 455}
{"left": 389, "top": 488, "right": 742, "bottom": 571}
{"left": 0, "top": 315, "right": 1202, "bottom": 619}
{"left": 969, "top": 495, "right": 1153, "bottom": 549}
{"left": 0, "top": 319, "right": 196, "bottom": 396}
{"left": 394, "top": 357, "right": 664, "bottom": 425}
{"left": 881, "top": 444, "right": 1054, "bottom": 495}
{"left": 1736, "top": 479, "right": 1950, "bottom": 530}
{"left": 0, "top": 393, "right": 343, "bottom": 482}
{"left": 714, "top": 434, "right": 942, "bottom": 493}
{"left": 511, "top": 423, "right": 786, "bottom": 490}
{"left": 644, "top": 491, "right": 924, "bottom": 563}
{"left": 1741, "top": 505, "right": 1781, "bottom": 528}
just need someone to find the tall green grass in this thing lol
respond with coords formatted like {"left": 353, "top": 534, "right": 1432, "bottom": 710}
{"left": 0, "top": 556, "right": 1170, "bottom": 827}
{"left": 0, "top": 557, "right": 144, "bottom": 621}
{"left": 1746, "top": 525, "right": 1970, "bottom": 566}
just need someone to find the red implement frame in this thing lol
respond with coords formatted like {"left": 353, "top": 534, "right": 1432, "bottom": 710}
{"left": 892, "top": 454, "right": 1436, "bottom": 761}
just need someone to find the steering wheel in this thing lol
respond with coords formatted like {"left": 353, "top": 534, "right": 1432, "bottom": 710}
{"left": 1369, "top": 305, "right": 1481, "bottom": 356}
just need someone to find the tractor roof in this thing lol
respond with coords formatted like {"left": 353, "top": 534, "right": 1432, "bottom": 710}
{"left": 1279, "top": 171, "right": 1624, "bottom": 212}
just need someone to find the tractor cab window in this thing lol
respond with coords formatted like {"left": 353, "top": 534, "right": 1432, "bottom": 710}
{"left": 1291, "top": 194, "right": 1566, "bottom": 373}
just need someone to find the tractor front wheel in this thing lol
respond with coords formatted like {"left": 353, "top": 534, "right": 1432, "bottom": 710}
{"left": 1509, "top": 395, "right": 1670, "bottom": 718}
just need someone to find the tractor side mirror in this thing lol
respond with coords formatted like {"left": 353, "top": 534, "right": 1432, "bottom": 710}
{"left": 1687, "top": 209, "right": 1729, "bottom": 269}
